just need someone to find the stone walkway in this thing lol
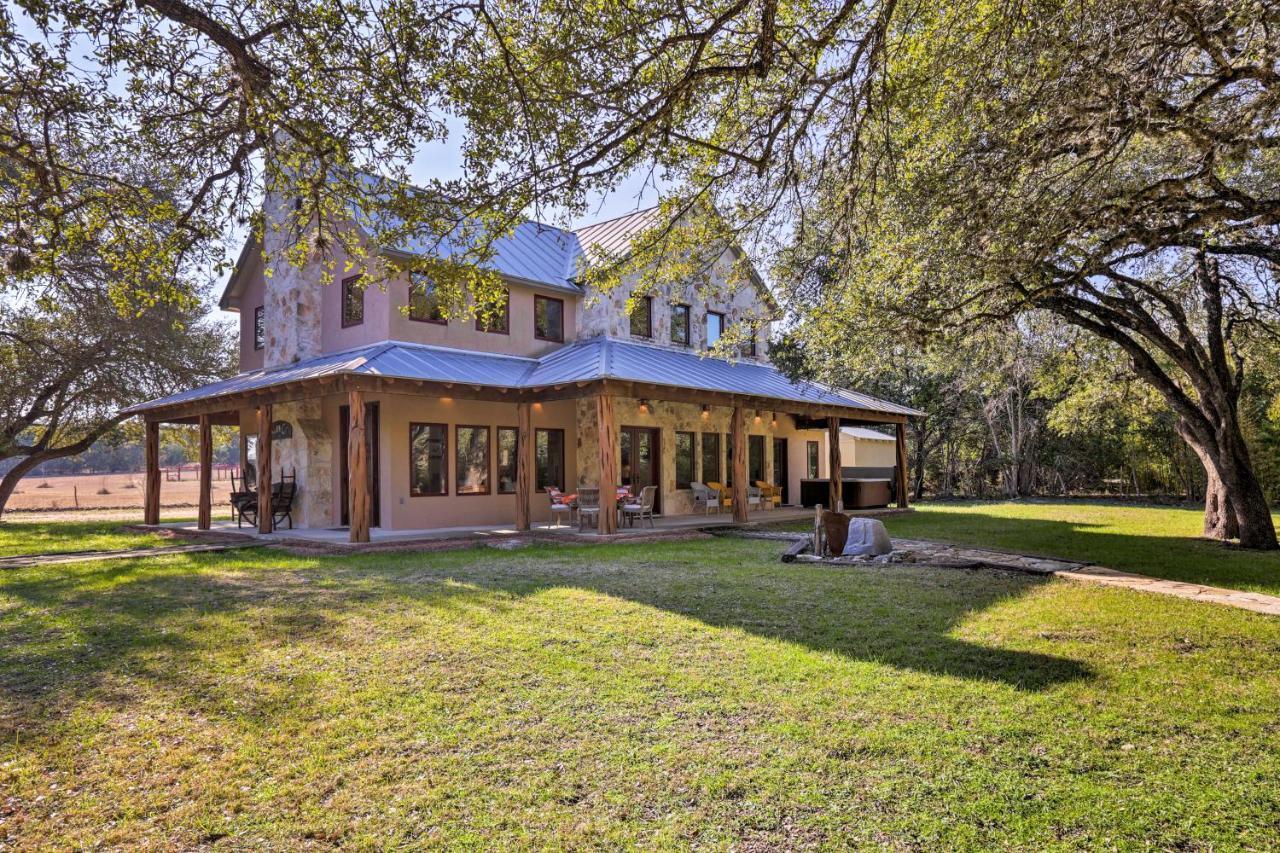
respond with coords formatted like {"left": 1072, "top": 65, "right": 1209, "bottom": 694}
{"left": 794, "top": 536, "right": 1280, "bottom": 618}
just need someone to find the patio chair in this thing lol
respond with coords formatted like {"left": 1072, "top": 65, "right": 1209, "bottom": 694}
{"left": 622, "top": 485, "right": 657, "bottom": 528}
{"left": 576, "top": 488, "right": 601, "bottom": 531}
{"left": 754, "top": 480, "right": 783, "bottom": 509}
{"left": 547, "top": 487, "right": 574, "bottom": 527}
{"left": 236, "top": 470, "right": 297, "bottom": 530}
{"left": 705, "top": 481, "right": 732, "bottom": 512}
{"left": 746, "top": 485, "right": 764, "bottom": 513}
{"left": 229, "top": 467, "right": 256, "bottom": 523}
{"left": 690, "top": 482, "right": 718, "bottom": 515}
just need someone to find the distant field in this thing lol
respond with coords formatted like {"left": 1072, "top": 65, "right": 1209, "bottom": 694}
{"left": 6, "top": 471, "right": 235, "bottom": 512}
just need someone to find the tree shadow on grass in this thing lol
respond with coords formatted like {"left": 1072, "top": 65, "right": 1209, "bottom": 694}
{"left": 885, "top": 504, "right": 1280, "bottom": 594}
{"left": 0, "top": 538, "right": 1094, "bottom": 739}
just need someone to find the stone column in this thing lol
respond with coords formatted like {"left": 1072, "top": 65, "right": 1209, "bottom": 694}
{"left": 269, "top": 399, "right": 334, "bottom": 529}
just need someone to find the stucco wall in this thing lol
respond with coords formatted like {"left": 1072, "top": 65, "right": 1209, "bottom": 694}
{"left": 839, "top": 434, "right": 898, "bottom": 468}
{"left": 236, "top": 251, "right": 265, "bottom": 373}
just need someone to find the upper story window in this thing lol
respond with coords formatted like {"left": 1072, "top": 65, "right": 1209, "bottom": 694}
{"left": 535, "top": 294, "right": 564, "bottom": 342}
{"left": 408, "top": 274, "right": 446, "bottom": 324}
{"left": 671, "top": 304, "right": 690, "bottom": 346}
{"left": 706, "top": 311, "right": 725, "bottom": 349}
{"left": 253, "top": 306, "right": 265, "bottom": 350}
{"left": 475, "top": 290, "right": 510, "bottom": 334}
{"left": 342, "top": 275, "right": 364, "bottom": 327}
{"left": 630, "top": 295, "right": 653, "bottom": 338}
{"left": 739, "top": 323, "right": 758, "bottom": 358}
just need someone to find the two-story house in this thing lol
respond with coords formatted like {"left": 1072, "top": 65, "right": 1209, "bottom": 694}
{"left": 127, "top": 202, "right": 920, "bottom": 541}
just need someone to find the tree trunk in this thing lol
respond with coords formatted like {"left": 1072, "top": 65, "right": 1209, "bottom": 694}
{"left": 1179, "top": 419, "right": 1274, "bottom": 548}
{"left": 0, "top": 455, "right": 45, "bottom": 520}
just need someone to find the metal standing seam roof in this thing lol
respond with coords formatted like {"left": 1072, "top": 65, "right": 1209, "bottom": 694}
{"left": 125, "top": 338, "right": 924, "bottom": 418}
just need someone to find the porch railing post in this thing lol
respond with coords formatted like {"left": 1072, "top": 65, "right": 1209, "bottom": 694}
{"left": 731, "top": 405, "right": 748, "bottom": 523}
{"left": 597, "top": 393, "right": 618, "bottom": 535}
{"left": 143, "top": 420, "right": 160, "bottom": 525}
{"left": 257, "top": 404, "right": 273, "bottom": 534}
{"left": 197, "top": 413, "right": 212, "bottom": 530}
{"left": 827, "top": 416, "right": 842, "bottom": 512}
{"left": 895, "top": 421, "right": 910, "bottom": 509}
{"left": 348, "top": 389, "right": 370, "bottom": 543}
{"left": 516, "top": 401, "right": 533, "bottom": 532}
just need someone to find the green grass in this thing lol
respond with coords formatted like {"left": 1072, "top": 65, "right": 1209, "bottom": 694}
{"left": 1, "top": 524, "right": 1279, "bottom": 848}
{"left": 0, "top": 520, "right": 169, "bottom": 558}
{"left": 877, "top": 500, "right": 1280, "bottom": 596}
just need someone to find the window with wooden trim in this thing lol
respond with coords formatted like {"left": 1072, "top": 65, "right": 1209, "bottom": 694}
{"left": 253, "top": 306, "right": 265, "bottom": 350}
{"left": 749, "top": 434, "right": 765, "bottom": 483}
{"left": 675, "top": 431, "right": 695, "bottom": 489}
{"left": 630, "top": 294, "right": 652, "bottom": 338}
{"left": 475, "top": 290, "right": 510, "bottom": 334}
{"left": 806, "top": 440, "right": 820, "bottom": 479}
{"left": 455, "top": 425, "right": 490, "bottom": 495}
{"left": 409, "top": 423, "right": 447, "bottom": 496}
{"left": 739, "top": 323, "right": 758, "bottom": 357}
{"left": 535, "top": 428, "right": 565, "bottom": 491}
{"left": 701, "top": 432, "right": 721, "bottom": 484}
{"left": 497, "top": 427, "right": 518, "bottom": 494}
{"left": 342, "top": 275, "right": 364, "bottom": 327}
{"left": 408, "top": 274, "right": 446, "bottom": 324}
{"left": 534, "top": 294, "right": 564, "bottom": 342}
{"left": 706, "top": 311, "right": 725, "bottom": 348}
{"left": 671, "top": 304, "right": 690, "bottom": 346}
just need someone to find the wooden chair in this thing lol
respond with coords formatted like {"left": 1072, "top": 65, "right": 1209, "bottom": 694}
{"left": 236, "top": 470, "right": 297, "bottom": 530}
{"left": 622, "top": 485, "right": 657, "bottom": 528}
{"left": 576, "top": 488, "right": 601, "bottom": 531}
{"left": 690, "top": 482, "right": 718, "bottom": 515}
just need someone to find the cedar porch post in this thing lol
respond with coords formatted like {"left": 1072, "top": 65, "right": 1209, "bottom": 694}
{"left": 257, "top": 404, "right": 273, "bottom": 534}
{"left": 596, "top": 393, "right": 618, "bottom": 535}
{"left": 348, "top": 389, "right": 370, "bottom": 543}
{"left": 197, "top": 413, "right": 212, "bottom": 530}
{"left": 143, "top": 420, "right": 160, "bottom": 525}
{"left": 515, "top": 401, "right": 533, "bottom": 531}
{"left": 895, "top": 421, "right": 910, "bottom": 509}
{"left": 731, "top": 405, "right": 748, "bottom": 523}
{"left": 827, "top": 416, "right": 842, "bottom": 512}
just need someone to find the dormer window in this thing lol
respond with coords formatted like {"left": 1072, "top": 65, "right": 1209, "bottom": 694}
{"left": 408, "top": 274, "right": 446, "bottom": 324}
{"left": 671, "top": 304, "right": 691, "bottom": 346}
{"left": 535, "top": 294, "right": 564, "bottom": 342}
{"left": 342, "top": 275, "right": 364, "bottom": 327}
{"left": 630, "top": 295, "right": 653, "bottom": 338}
{"left": 706, "top": 311, "right": 725, "bottom": 349}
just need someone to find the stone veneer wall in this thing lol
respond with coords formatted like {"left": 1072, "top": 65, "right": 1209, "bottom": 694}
{"left": 576, "top": 396, "right": 792, "bottom": 515}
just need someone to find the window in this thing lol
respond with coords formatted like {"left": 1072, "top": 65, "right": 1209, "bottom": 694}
{"left": 706, "top": 311, "right": 725, "bottom": 348}
{"left": 630, "top": 294, "right": 652, "bottom": 338}
{"left": 671, "top": 304, "right": 691, "bottom": 346}
{"left": 749, "top": 434, "right": 766, "bottom": 483}
{"left": 535, "top": 428, "right": 565, "bottom": 491}
{"left": 497, "top": 427, "right": 518, "bottom": 494}
{"left": 342, "top": 275, "right": 364, "bottom": 327}
{"left": 475, "top": 290, "right": 510, "bottom": 334}
{"left": 455, "top": 425, "right": 490, "bottom": 495}
{"left": 409, "top": 423, "right": 448, "bottom": 496}
{"left": 408, "top": 274, "right": 446, "bottom": 324}
{"left": 675, "top": 431, "right": 695, "bottom": 489}
{"left": 701, "top": 433, "right": 721, "bottom": 483}
{"left": 806, "top": 441, "right": 820, "bottom": 479}
{"left": 740, "top": 324, "right": 758, "bottom": 357}
{"left": 253, "top": 306, "right": 265, "bottom": 350}
{"left": 534, "top": 295, "right": 564, "bottom": 342}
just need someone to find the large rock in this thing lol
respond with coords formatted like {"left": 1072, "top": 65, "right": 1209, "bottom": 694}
{"left": 841, "top": 517, "right": 893, "bottom": 557}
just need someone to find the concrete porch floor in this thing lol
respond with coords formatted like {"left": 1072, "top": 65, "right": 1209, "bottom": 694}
{"left": 151, "top": 506, "right": 908, "bottom": 549}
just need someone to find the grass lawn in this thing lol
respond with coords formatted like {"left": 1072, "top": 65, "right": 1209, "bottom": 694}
{"left": 1, "top": 523, "right": 1279, "bottom": 848}
{"left": 879, "top": 500, "right": 1280, "bottom": 597}
{"left": 0, "top": 519, "right": 169, "bottom": 558}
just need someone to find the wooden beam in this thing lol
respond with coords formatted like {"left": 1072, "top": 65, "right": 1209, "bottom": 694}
{"left": 257, "top": 404, "right": 273, "bottom": 534}
{"left": 515, "top": 401, "right": 533, "bottom": 532}
{"left": 197, "top": 414, "right": 212, "bottom": 530}
{"left": 895, "top": 421, "right": 910, "bottom": 509}
{"left": 827, "top": 416, "right": 842, "bottom": 512}
{"left": 348, "top": 389, "right": 370, "bottom": 543}
{"left": 731, "top": 406, "right": 748, "bottom": 523}
{"left": 143, "top": 420, "right": 160, "bottom": 525}
{"left": 596, "top": 393, "right": 618, "bottom": 535}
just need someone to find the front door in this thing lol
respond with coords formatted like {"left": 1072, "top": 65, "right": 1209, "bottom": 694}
{"left": 339, "top": 401, "right": 380, "bottom": 528}
{"left": 620, "top": 426, "right": 661, "bottom": 512}
{"left": 773, "top": 438, "right": 789, "bottom": 504}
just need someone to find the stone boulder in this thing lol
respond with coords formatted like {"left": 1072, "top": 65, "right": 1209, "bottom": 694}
{"left": 841, "top": 517, "right": 893, "bottom": 557}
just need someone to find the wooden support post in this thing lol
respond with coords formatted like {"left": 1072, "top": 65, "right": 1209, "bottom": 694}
{"left": 731, "top": 405, "right": 748, "bottom": 523}
{"left": 238, "top": 426, "right": 249, "bottom": 476}
{"left": 895, "top": 421, "right": 910, "bottom": 509}
{"left": 257, "top": 404, "right": 273, "bottom": 534}
{"left": 197, "top": 414, "right": 212, "bottom": 530}
{"left": 515, "top": 401, "right": 533, "bottom": 532}
{"left": 827, "top": 416, "right": 842, "bottom": 512}
{"left": 143, "top": 420, "right": 160, "bottom": 525}
{"left": 596, "top": 393, "right": 618, "bottom": 535}
{"left": 348, "top": 389, "right": 370, "bottom": 543}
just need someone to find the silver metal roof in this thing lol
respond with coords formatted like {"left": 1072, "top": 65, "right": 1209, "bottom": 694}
{"left": 842, "top": 426, "right": 896, "bottom": 441}
{"left": 126, "top": 337, "right": 924, "bottom": 418}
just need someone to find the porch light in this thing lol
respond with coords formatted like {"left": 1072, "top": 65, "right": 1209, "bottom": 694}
{"left": 771, "top": 411, "right": 778, "bottom": 427}
{"left": 638, "top": 399, "right": 650, "bottom": 414}
{"left": 701, "top": 404, "right": 710, "bottom": 418}
{"left": 754, "top": 410, "right": 762, "bottom": 423}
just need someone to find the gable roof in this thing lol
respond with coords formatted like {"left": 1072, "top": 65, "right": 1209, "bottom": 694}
{"left": 842, "top": 426, "right": 896, "bottom": 442}
{"left": 124, "top": 338, "right": 924, "bottom": 419}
